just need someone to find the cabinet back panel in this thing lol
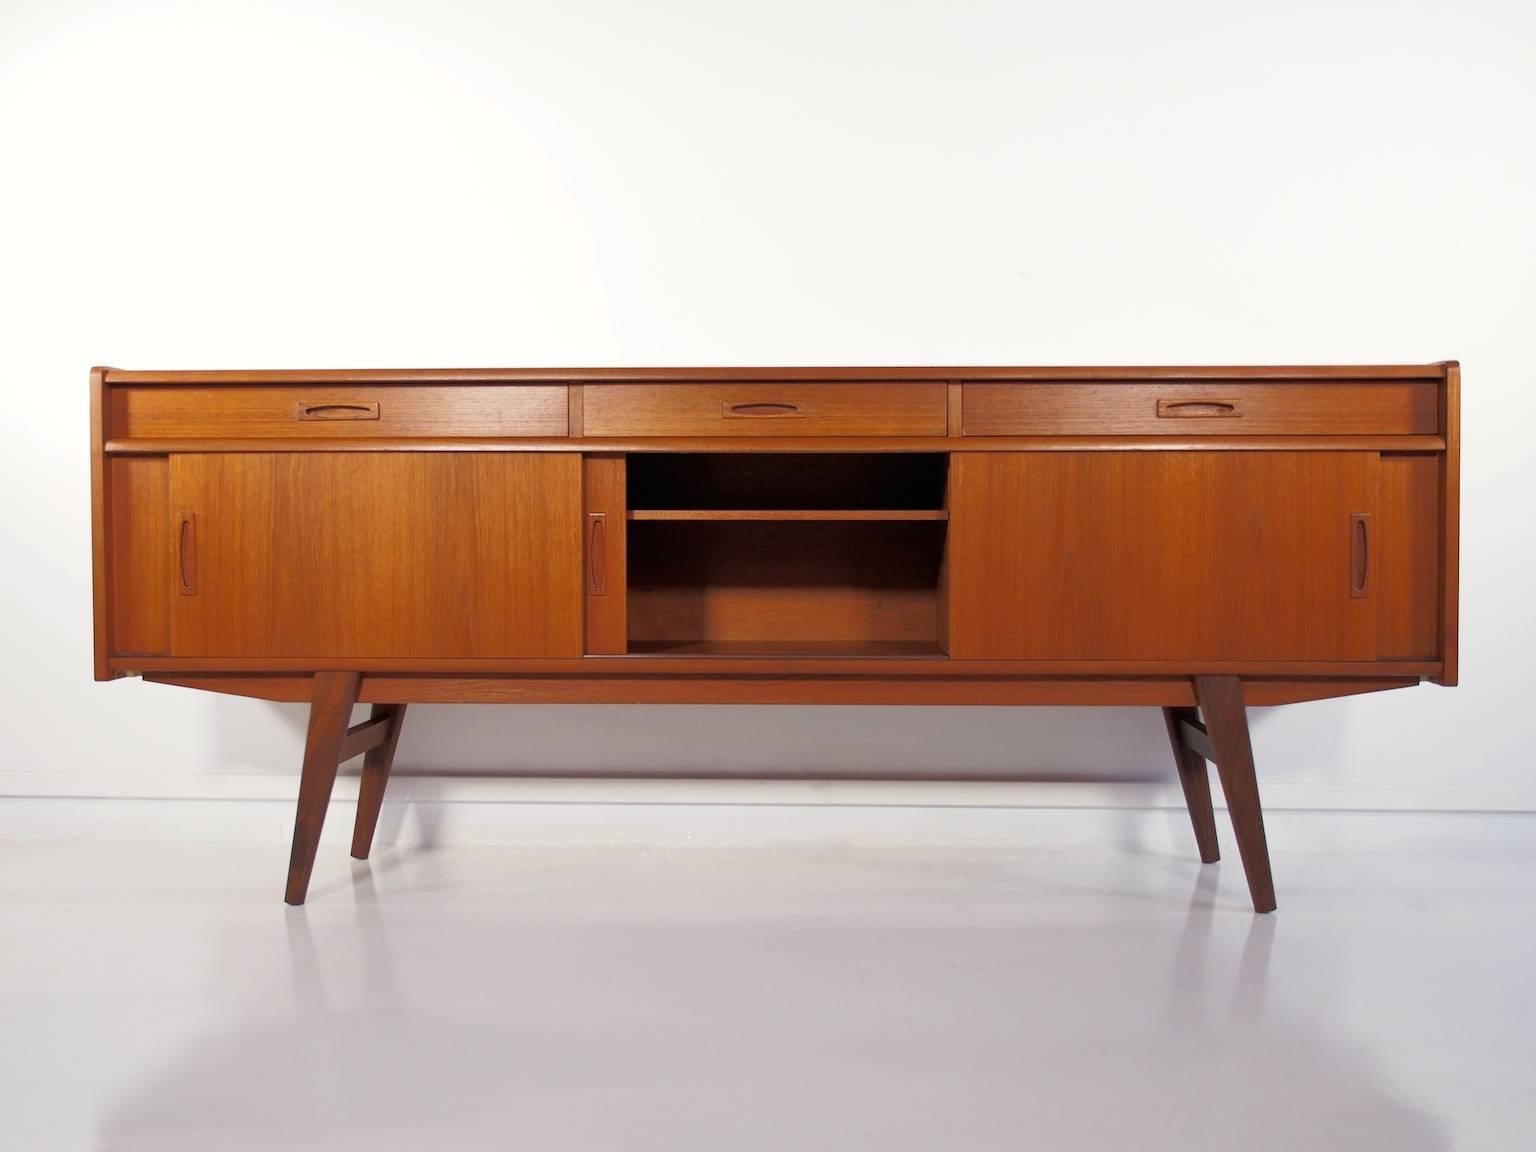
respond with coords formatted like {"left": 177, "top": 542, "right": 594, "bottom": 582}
{"left": 169, "top": 453, "right": 582, "bottom": 658}
{"left": 627, "top": 453, "right": 948, "bottom": 511}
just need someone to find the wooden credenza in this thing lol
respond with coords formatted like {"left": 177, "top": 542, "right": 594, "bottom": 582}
{"left": 91, "top": 364, "right": 1461, "bottom": 911}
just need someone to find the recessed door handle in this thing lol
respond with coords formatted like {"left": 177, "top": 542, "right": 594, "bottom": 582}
{"left": 588, "top": 513, "right": 607, "bottom": 596}
{"left": 296, "top": 401, "right": 381, "bottom": 421}
{"left": 1350, "top": 513, "right": 1370, "bottom": 598}
{"left": 177, "top": 512, "right": 196, "bottom": 595}
{"left": 723, "top": 402, "right": 805, "bottom": 418}
{"left": 1156, "top": 399, "right": 1240, "bottom": 418}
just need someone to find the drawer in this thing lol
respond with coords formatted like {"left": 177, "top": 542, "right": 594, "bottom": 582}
{"left": 108, "top": 385, "right": 569, "bottom": 440}
{"left": 582, "top": 382, "right": 948, "bottom": 437}
{"left": 962, "top": 381, "right": 1440, "bottom": 437}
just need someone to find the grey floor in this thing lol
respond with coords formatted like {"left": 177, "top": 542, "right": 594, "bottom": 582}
{"left": 3, "top": 811, "right": 1534, "bottom": 1150}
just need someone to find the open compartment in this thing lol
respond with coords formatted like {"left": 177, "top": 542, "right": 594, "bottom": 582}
{"left": 623, "top": 453, "right": 950, "bottom": 657}
{"left": 627, "top": 520, "right": 947, "bottom": 656}
{"left": 627, "top": 452, "right": 948, "bottom": 515}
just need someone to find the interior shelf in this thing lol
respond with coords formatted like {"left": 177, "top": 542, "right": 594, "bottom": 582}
{"left": 628, "top": 509, "right": 947, "bottom": 522}
{"left": 626, "top": 640, "right": 946, "bottom": 658}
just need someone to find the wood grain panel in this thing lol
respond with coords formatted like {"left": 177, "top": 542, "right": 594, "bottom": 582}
{"left": 111, "top": 385, "right": 568, "bottom": 439}
{"left": 583, "top": 454, "right": 628, "bottom": 654}
{"left": 583, "top": 383, "right": 947, "bottom": 437}
{"left": 963, "top": 382, "right": 1439, "bottom": 436}
{"left": 350, "top": 677, "right": 1193, "bottom": 706}
{"left": 946, "top": 381, "right": 964, "bottom": 437}
{"left": 948, "top": 452, "right": 1379, "bottom": 661}
{"left": 142, "top": 672, "right": 1423, "bottom": 707}
{"left": 169, "top": 453, "right": 581, "bottom": 658}
{"left": 108, "top": 456, "right": 171, "bottom": 655}
{"left": 1377, "top": 455, "right": 1440, "bottom": 660}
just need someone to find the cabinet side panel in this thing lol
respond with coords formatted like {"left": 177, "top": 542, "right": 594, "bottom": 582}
{"left": 1439, "top": 363, "right": 1460, "bottom": 684}
{"left": 90, "top": 368, "right": 111, "bottom": 677}
{"left": 1377, "top": 455, "right": 1440, "bottom": 660}
{"left": 109, "top": 456, "right": 171, "bottom": 655}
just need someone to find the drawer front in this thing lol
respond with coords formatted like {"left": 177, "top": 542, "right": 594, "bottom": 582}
{"left": 109, "top": 385, "right": 569, "bottom": 439}
{"left": 962, "top": 382, "right": 1440, "bottom": 436}
{"left": 582, "top": 383, "right": 948, "bottom": 437}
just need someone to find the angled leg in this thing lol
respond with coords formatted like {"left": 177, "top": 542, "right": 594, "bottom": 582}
{"left": 1162, "top": 706, "right": 1220, "bottom": 864}
{"left": 285, "top": 671, "right": 362, "bottom": 905}
{"left": 351, "top": 703, "right": 408, "bottom": 860}
{"left": 1193, "top": 676, "right": 1276, "bottom": 914}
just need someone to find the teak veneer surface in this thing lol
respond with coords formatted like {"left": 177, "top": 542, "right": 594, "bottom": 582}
{"left": 111, "top": 384, "right": 568, "bottom": 440}
{"left": 142, "top": 672, "right": 1422, "bottom": 709}
{"left": 582, "top": 382, "right": 948, "bottom": 437}
{"left": 108, "top": 456, "right": 171, "bottom": 656}
{"left": 948, "top": 451, "right": 1386, "bottom": 661}
{"left": 583, "top": 454, "right": 628, "bottom": 656}
{"left": 169, "top": 453, "right": 581, "bottom": 659}
{"left": 962, "top": 381, "right": 1439, "bottom": 436}
{"left": 90, "top": 363, "right": 1460, "bottom": 910}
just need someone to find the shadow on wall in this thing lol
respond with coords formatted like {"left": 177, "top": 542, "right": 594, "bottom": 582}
{"left": 253, "top": 701, "right": 1316, "bottom": 781}
{"left": 92, "top": 858, "right": 1448, "bottom": 1151}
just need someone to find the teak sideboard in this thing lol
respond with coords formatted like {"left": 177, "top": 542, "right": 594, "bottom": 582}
{"left": 90, "top": 364, "right": 1461, "bottom": 911}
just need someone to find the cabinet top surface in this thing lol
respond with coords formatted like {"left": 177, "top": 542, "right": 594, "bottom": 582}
{"left": 99, "top": 364, "right": 1454, "bottom": 385}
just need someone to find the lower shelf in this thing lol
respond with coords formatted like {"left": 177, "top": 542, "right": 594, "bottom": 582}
{"left": 626, "top": 519, "right": 948, "bottom": 654}
{"left": 625, "top": 640, "right": 947, "bottom": 659}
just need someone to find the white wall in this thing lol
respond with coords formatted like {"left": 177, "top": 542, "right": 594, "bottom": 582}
{"left": 2, "top": 0, "right": 1533, "bottom": 823}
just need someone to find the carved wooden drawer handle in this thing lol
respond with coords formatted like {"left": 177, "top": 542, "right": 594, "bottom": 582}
{"left": 1350, "top": 513, "right": 1370, "bottom": 598}
{"left": 296, "top": 401, "right": 381, "bottom": 421}
{"left": 1156, "top": 399, "right": 1240, "bottom": 418}
{"left": 723, "top": 402, "right": 805, "bottom": 418}
{"left": 588, "top": 513, "right": 607, "bottom": 596}
{"left": 177, "top": 512, "right": 196, "bottom": 595}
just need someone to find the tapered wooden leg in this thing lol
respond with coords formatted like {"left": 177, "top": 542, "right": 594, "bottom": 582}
{"left": 351, "top": 703, "right": 407, "bottom": 860}
{"left": 1193, "top": 676, "right": 1277, "bottom": 913}
{"left": 1162, "top": 706, "right": 1220, "bottom": 864}
{"left": 285, "top": 671, "right": 362, "bottom": 905}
